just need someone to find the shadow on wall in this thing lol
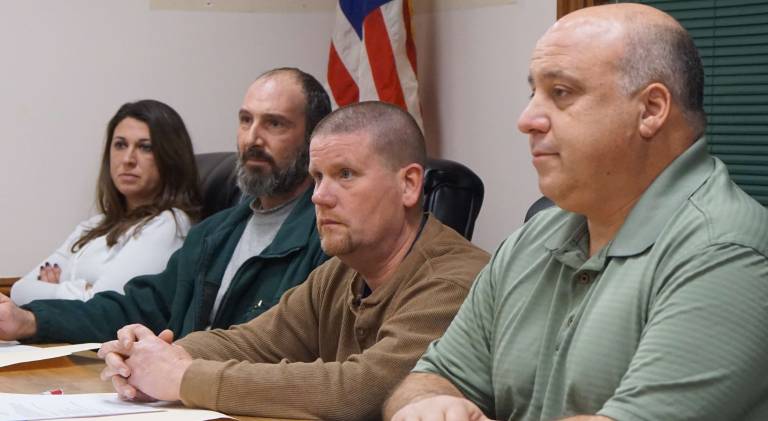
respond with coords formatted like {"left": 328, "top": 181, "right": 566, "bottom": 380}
{"left": 414, "top": 0, "right": 441, "bottom": 157}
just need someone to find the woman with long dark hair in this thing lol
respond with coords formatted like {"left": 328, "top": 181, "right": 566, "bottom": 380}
{"left": 11, "top": 99, "right": 201, "bottom": 305}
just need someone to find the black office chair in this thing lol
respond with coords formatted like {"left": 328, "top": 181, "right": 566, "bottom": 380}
{"left": 195, "top": 153, "right": 485, "bottom": 240}
{"left": 524, "top": 196, "right": 554, "bottom": 222}
{"left": 196, "top": 152, "right": 241, "bottom": 220}
{"left": 423, "top": 158, "right": 484, "bottom": 240}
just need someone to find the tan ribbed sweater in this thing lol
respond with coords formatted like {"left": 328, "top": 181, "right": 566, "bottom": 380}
{"left": 176, "top": 215, "right": 489, "bottom": 420}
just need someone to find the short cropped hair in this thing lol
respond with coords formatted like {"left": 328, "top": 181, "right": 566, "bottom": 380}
{"left": 619, "top": 22, "right": 707, "bottom": 137}
{"left": 311, "top": 101, "right": 427, "bottom": 170}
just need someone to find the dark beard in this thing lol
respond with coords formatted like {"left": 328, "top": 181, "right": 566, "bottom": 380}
{"left": 235, "top": 145, "right": 309, "bottom": 198}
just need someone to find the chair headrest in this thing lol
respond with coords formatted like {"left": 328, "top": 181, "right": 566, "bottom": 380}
{"left": 196, "top": 152, "right": 241, "bottom": 219}
{"left": 423, "top": 158, "right": 484, "bottom": 240}
{"left": 524, "top": 196, "right": 555, "bottom": 222}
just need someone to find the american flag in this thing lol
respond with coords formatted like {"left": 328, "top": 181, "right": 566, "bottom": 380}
{"left": 327, "top": 0, "right": 422, "bottom": 127}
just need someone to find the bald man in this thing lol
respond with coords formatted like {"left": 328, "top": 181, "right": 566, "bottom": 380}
{"left": 385, "top": 4, "right": 768, "bottom": 421}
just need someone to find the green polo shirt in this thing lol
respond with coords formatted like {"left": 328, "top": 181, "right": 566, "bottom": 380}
{"left": 414, "top": 139, "right": 768, "bottom": 421}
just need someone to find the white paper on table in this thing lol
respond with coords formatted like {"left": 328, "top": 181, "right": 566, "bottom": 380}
{"left": 64, "top": 402, "right": 232, "bottom": 421}
{"left": 0, "top": 392, "right": 165, "bottom": 421}
{"left": 0, "top": 393, "right": 231, "bottom": 421}
{"left": 0, "top": 343, "right": 102, "bottom": 368}
{"left": 0, "top": 342, "right": 33, "bottom": 354}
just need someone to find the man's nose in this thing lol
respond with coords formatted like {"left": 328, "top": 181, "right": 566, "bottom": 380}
{"left": 517, "top": 97, "right": 550, "bottom": 135}
{"left": 243, "top": 124, "right": 266, "bottom": 148}
{"left": 311, "top": 178, "right": 336, "bottom": 208}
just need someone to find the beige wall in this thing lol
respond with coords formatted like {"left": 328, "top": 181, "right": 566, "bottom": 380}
{"left": 0, "top": 0, "right": 555, "bottom": 275}
{"left": 415, "top": 1, "right": 555, "bottom": 253}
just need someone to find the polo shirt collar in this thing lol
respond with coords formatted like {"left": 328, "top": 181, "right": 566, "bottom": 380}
{"left": 544, "top": 215, "right": 588, "bottom": 261}
{"left": 544, "top": 138, "right": 713, "bottom": 258}
{"left": 610, "top": 137, "right": 713, "bottom": 256}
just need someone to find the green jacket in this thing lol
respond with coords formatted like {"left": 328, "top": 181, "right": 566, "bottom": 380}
{"left": 24, "top": 188, "right": 328, "bottom": 343}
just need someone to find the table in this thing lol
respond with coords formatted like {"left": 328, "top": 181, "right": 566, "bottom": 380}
{"left": 0, "top": 276, "right": 19, "bottom": 296}
{"left": 0, "top": 350, "right": 298, "bottom": 421}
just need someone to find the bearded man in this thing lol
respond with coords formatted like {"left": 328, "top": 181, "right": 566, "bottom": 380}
{"left": 0, "top": 67, "right": 331, "bottom": 343}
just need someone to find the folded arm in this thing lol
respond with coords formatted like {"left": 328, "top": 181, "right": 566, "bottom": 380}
{"left": 19, "top": 247, "right": 183, "bottom": 343}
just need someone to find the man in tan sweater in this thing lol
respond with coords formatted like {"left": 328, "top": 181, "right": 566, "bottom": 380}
{"left": 98, "top": 101, "right": 490, "bottom": 420}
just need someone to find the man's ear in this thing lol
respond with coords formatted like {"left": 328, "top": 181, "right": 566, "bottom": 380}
{"left": 638, "top": 82, "right": 672, "bottom": 139}
{"left": 400, "top": 163, "right": 424, "bottom": 208}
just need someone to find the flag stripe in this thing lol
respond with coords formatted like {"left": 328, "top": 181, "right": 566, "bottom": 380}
{"left": 331, "top": 5, "right": 362, "bottom": 77}
{"left": 364, "top": 8, "right": 407, "bottom": 109}
{"left": 327, "top": 43, "right": 359, "bottom": 106}
{"left": 355, "top": 42, "right": 379, "bottom": 102}
{"left": 327, "top": 0, "right": 422, "bottom": 128}
{"left": 380, "top": 0, "right": 420, "bottom": 120}
{"left": 403, "top": 0, "right": 417, "bottom": 75}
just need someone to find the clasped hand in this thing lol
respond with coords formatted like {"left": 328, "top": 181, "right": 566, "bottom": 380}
{"left": 98, "top": 324, "right": 193, "bottom": 402}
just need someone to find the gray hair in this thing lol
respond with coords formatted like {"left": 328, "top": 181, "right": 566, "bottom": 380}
{"left": 618, "top": 23, "right": 706, "bottom": 137}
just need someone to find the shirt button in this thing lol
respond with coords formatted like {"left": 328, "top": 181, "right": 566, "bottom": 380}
{"left": 566, "top": 314, "right": 575, "bottom": 326}
{"left": 578, "top": 273, "right": 591, "bottom": 284}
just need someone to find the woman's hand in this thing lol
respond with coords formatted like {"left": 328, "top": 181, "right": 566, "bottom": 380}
{"left": 38, "top": 262, "right": 61, "bottom": 284}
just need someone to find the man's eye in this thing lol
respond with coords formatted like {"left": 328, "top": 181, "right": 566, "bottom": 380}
{"left": 528, "top": 89, "right": 535, "bottom": 99}
{"left": 340, "top": 168, "right": 352, "bottom": 179}
{"left": 552, "top": 87, "right": 569, "bottom": 98}
{"left": 239, "top": 115, "right": 251, "bottom": 125}
{"left": 267, "top": 119, "right": 283, "bottom": 128}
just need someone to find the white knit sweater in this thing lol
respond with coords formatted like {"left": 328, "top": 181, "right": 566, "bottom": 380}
{"left": 11, "top": 209, "right": 191, "bottom": 305}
